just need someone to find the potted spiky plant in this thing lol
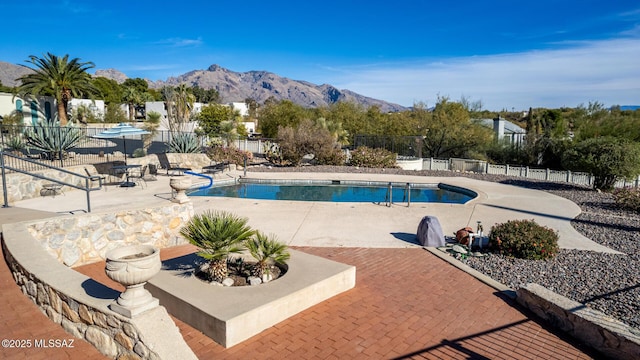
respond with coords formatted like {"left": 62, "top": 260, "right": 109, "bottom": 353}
{"left": 246, "top": 232, "right": 290, "bottom": 283}
{"left": 180, "top": 210, "right": 255, "bottom": 282}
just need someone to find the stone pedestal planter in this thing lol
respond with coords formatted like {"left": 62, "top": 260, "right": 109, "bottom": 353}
{"left": 170, "top": 177, "right": 191, "bottom": 204}
{"left": 105, "top": 245, "right": 161, "bottom": 318}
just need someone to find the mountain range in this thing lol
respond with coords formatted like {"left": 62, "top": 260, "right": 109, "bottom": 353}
{"left": 0, "top": 61, "right": 406, "bottom": 112}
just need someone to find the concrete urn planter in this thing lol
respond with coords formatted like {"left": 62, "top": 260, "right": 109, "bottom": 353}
{"left": 105, "top": 245, "right": 161, "bottom": 317}
{"left": 170, "top": 177, "right": 191, "bottom": 203}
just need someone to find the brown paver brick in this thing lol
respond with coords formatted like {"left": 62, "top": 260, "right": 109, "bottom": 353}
{"left": 70, "top": 246, "right": 601, "bottom": 359}
{"left": 0, "top": 240, "right": 107, "bottom": 360}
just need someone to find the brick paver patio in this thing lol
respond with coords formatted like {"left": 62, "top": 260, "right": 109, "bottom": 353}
{"left": 0, "top": 240, "right": 107, "bottom": 360}
{"left": 71, "top": 245, "right": 598, "bottom": 359}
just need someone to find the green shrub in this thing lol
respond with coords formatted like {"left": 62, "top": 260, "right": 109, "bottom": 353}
{"left": 489, "top": 219, "right": 559, "bottom": 260}
{"left": 349, "top": 146, "right": 397, "bottom": 168}
{"left": 561, "top": 136, "right": 640, "bottom": 190}
{"left": 206, "top": 145, "right": 253, "bottom": 165}
{"left": 612, "top": 187, "right": 640, "bottom": 213}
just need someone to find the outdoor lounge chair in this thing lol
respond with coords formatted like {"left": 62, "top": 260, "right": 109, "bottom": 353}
{"left": 84, "top": 167, "right": 107, "bottom": 191}
{"left": 203, "top": 161, "right": 230, "bottom": 176}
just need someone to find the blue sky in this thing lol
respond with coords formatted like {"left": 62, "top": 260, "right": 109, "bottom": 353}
{"left": 2, "top": 0, "right": 639, "bottom": 110}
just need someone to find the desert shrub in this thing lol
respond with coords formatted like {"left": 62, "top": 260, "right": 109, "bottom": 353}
{"left": 277, "top": 119, "right": 343, "bottom": 166}
{"left": 562, "top": 136, "right": 640, "bottom": 190}
{"left": 317, "top": 148, "right": 347, "bottom": 166}
{"left": 612, "top": 187, "right": 640, "bottom": 213}
{"left": 489, "top": 219, "right": 559, "bottom": 260}
{"left": 349, "top": 146, "right": 397, "bottom": 168}
{"left": 206, "top": 145, "right": 253, "bottom": 165}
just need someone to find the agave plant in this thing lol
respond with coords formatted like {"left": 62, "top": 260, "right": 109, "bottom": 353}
{"left": 168, "top": 132, "right": 201, "bottom": 153}
{"left": 24, "top": 122, "right": 82, "bottom": 159}
{"left": 179, "top": 210, "right": 255, "bottom": 282}
{"left": 5, "top": 135, "right": 26, "bottom": 153}
{"left": 246, "top": 231, "right": 290, "bottom": 279}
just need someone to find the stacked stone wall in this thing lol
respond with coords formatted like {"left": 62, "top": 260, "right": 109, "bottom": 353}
{"left": 3, "top": 241, "right": 161, "bottom": 360}
{"left": 27, "top": 204, "right": 193, "bottom": 267}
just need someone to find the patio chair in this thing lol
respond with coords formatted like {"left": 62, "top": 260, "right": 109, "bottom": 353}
{"left": 129, "top": 165, "right": 148, "bottom": 188}
{"left": 84, "top": 167, "right": 107, "bottom": 191}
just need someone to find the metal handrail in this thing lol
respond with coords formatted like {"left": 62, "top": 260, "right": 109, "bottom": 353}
{"left": 1, "top": 151, "right": 99, "bottom": 212}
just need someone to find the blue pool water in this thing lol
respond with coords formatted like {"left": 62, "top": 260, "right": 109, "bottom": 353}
{"left": 188, "top": 182, "right": 474, "bottom": 204}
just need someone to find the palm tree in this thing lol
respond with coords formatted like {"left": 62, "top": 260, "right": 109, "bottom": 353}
{"left": 122, "top": 86, "right": 141, "bottom": 122}
{"left": 246, "top": 232, "right": 290, "bottom": 279}
{"left": 16, "top": 53, "right": 99, "bottom": 125}
{"left": 179, "top": 211, "right": 255, "bottom": 282}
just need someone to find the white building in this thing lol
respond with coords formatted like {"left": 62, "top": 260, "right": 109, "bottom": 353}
{"left": 476, "top": 117, "right": 526, "bottom": 146}
{"left": 68, "top": 98, "right": 105, "bottom": 120}
{"left": 231, "top": 102, "right": 249, "bottom": 117}
{"left": 0, "top": 92, "right": 55, "bottom": 124}
{"left": 0, "top": 92, "right": 105, "bottom": 124}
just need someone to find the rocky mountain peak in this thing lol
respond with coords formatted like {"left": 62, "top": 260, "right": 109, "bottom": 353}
{"left": 0, "top": 61, "right": 406, "bottom": 112}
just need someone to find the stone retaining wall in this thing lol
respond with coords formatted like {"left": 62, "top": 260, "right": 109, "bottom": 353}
{"left": 1, "top": 203, "right": 198, "bottom": 359}
{"left": 27, "top": 203, "right": 193, "bottom": 267}
{"left": 3, "top": 242, "right": 162, "bottom": 359}
{"left": 517, "top": 283, "right": 640, "bottom": 359}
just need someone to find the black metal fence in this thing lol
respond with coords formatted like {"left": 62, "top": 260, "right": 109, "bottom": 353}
{"left": 353, "top": 135, "right": 424, "bottom": 158}
{"left": 0, "top": 124, "right": 209, "bottom": 169}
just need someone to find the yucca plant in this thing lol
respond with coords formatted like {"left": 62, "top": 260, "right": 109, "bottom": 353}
{"left": 180, "top": 211, "right": 255, "bottom": 282}
{"left": 246, "top": 232, "right": 290, "bottom": 279}
{"left": 168, "top": 132, "right": 201, "bottom": 153}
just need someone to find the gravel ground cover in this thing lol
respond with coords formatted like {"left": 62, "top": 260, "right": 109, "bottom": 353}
{"left": 248, "top": 164, "right": 640, "bottom": 329}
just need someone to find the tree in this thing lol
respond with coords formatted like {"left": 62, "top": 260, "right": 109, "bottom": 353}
{"left": 421, "top": 98, "right": 493, "bottom": 158}
{"left": 562, "top": 136, "right": 640, "bottom": 190}
{"left": 191, "top": 85, "right": 221, "bottom": 103}
{"left": 92, "top": 77, "right": 122, "bottom": 105}
{"left": 103, "top": 103, "right": 128, "bottom": 123}
{"left": 121, "top": 86, "right": 141, "bottom": 122}
{"left": 121, "top": 78, "right": 149, "bottom": 94}
{"left": 16, "top": 53, "right": 99, "bottom": 125}
{"left": 196, "top": 103, "right": 236, "bottom": 137}
{"left": 258, "top": 100, "right": 307, "bottom": 138}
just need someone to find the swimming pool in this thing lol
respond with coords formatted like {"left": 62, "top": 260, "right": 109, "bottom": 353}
{"left": 188, "top": 180, "right": 475, "bottom": 204}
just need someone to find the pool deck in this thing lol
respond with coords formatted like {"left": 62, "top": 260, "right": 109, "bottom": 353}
{"left": 0, "top": 169, "right": 610, "bottom": 359}
{"left": 10, "top": 169, "right": 617, "bottom": 253}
